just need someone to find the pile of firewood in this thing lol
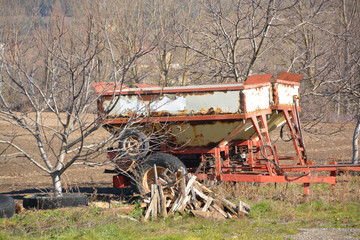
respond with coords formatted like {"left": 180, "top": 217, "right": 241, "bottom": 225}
{"left": 143, "top": 167, "right": 250, "bottom": 221}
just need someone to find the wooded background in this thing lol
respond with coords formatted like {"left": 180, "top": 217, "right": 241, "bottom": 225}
{"left": 0, "top": 0, "right": 359, "bottom": 163}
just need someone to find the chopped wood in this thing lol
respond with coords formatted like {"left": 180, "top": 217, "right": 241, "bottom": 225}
{"left": 238, "top": 200, "right": 251, "bottom": 216}
{"left": 166, "top": 199, "right": 172, "bottom": 208}
{"left": 178, "top": 195, "right": 191, "bottom": 212}
{"left": 152, "top": 185, "right": 158, "bottom": 219}
{"left": 153, "top": 164, "right": 158, "bottom": 184}
{"left": 144, "top": 197, "right": 154, "bottom": 221}
{"left": 191, "top": 187, "right": 197, "bottom": 209}
{"left": 194, "top": 181, "right": 212, "bottom": 193}
{"left": 211, "top": 203, "right": 228, "bottom": 218}
{"left": 144, "top": 185, "right": 158, "bottom": 221}
{"left": 194, "top": 161, "right": 204, "bottom": 176}
{"left": 190, "top": 210, "right": 226, "bottom": 220}
{"left": 218, "top": 197, "right": 238, "bottom": 216}
{"left": 180, "top": 168, "right": 186, "bottom": 197}
{"left": 169, "top": 198, "right": 180, "bottom": 214}
{"left": 201, "top": 198, "right": 213, "bottom": 212}
{"left": 239, "top": 200, "right": 251, "bottom": 212}
{"left": 193, "top": 187, "right": 212, "bottom": 203}
{"left": 185, "top": 175, "right": 197, "bottom": 194}
{"left": 158, "top": 184, "right": 167, "bottom": 218}
{"left": 218, "top": 197, "right": 237, "bottom": 210}
{"left": 162, "top": 168, "right": 173, "bottom": 183}
{"left": 142, "top": 171, "right": 250, "bottom": 220}
{"left": 226, "top": 212, "right": 234, "bottom": 219}
{"left": 158, "top": 177, "right": 168, "bottom": 184}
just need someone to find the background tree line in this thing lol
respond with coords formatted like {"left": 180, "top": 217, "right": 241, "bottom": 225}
{"left": 1, "top": 0, "right": 359, "bottom": 166}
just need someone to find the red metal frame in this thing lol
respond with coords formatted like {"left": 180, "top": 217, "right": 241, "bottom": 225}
{"left": 113, "top": 175, "right": 130, "bottom": 188}
{"left": 108, "top": 106, "right": 360, "bottom": 194}
{"left": 150, "top": 106, "right": 360, "bottom": 195}
{"left": 102, "top": 73, "right": 360, "bottom": 195}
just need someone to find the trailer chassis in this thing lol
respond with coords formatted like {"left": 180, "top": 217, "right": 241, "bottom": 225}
{"left": 156, "top": 104, "right": 360, "bottom": 195}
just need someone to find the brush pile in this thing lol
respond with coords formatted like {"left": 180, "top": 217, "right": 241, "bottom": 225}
{"left": 143, "top": 166, "right": 250, "bottom": 221}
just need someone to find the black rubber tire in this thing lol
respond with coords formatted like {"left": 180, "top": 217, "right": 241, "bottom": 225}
{"left": 132, "top": 153, "right": 186, "bottom": 195}
{"left": 118, "top": 130, "right": 150, "bottom": 159}
{"left": 0, "top": 195, "right": 15, "bottom": 218}
{"left": 23, "top": 193, "right": 88, "bottom": 210}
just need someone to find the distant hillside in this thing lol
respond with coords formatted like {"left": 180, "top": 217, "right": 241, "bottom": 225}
{"left": 2, "top": 0, "right": 74, "bottom": 17}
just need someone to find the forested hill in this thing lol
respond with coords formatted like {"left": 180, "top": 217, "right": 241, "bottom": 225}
{"left": 2, "top": 0, "right": 75, "bottom": 17}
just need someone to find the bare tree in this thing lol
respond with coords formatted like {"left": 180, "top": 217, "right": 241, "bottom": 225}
{"left": 149, "top": 0, "right": 206, "bottom": 86}
{"left": 0, "top": 1, "right": 157, "bottom": 197}
{"left": 333, "top": 0, "right": 360, "bottom": 163}
{"left": 172, "top": 0, "right": 297, "bottom": 83}
{"left": 279, "top": 0, "right": 360, "bottom": 163}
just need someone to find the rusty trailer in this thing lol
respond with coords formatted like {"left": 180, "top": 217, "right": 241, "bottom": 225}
{"left": 94, "top": 72, "right": 360, "bottom": 195}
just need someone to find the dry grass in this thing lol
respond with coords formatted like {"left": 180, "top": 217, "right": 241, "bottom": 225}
{"left": 0, "top": 175, "right": 359, "bottom": 239}
{"left": 213, "top": 172, "right": 360, "bottom": 205}
{"left": 0, "top": 116, "right": 359, "bottom": 239}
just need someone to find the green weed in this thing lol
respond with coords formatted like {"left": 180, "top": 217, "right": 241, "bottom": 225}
{"left": 128, "top": 201, "right": 145, "bottom": 219}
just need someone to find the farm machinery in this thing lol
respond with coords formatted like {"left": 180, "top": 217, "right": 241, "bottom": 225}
{"left": 94, "top": 72, "right": 360, "bottom": 195}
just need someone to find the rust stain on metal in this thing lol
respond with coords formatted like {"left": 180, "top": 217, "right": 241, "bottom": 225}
{"left": 245, "top": 73, "right": 273, "bottom": 85}
{"left": 276, "top": 72, "right": 303, "bottom": 82}
{"left": 272, "top": 84, "right": 279, "bottom": 106}
{"left": 240, "top": 91, "right": 246, "bottom": 113}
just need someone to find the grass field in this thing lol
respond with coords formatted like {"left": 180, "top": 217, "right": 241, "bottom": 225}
{"left": 1, "top": 174, "right": 359, "bottom": 239}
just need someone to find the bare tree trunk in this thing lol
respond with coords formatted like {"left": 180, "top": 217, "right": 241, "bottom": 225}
{"left": 52, "top": 173, "right": 62, "bottom": 197}
{"left": 352, "top": 114, "right": 360, "bottom": 164}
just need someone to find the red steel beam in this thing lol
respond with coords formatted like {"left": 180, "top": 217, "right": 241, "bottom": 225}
{"left": 280, "top": 164, "right": 360, "bottom": 172}
{"left": 201, "top": 164, "right": 360, "bottom": 173}
{"left": 196, "top": 173, "right": 336, "bottom": 185}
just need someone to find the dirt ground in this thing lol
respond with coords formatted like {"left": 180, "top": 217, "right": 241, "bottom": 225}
{"left": 284, "top": 228, "right": 360, "bottom": 240}
{"left": 0, "top": 113, "right": 115, "bottom": 196}
{"left": 0, "top": 113, "right": 357, "bottom": 196}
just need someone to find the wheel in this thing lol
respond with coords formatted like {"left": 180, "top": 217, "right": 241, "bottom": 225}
{"left": 114, "top": 156, "right": 136, "bottom": 172}
{"left": 0, "top": 195, "right": 15, "bottom": 218}
{"left": 132, "top": 153, "right": 186, "bottom": 195}
{"left": 118, "top": 130, "right": 150, "bottom": 159}
{"left": 23, "top": 193, "right": 88, "bottom": 209}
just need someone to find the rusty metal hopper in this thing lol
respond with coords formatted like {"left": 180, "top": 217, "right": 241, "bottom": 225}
{"left": 95, "top": 72, "right": 302, "bottom": 148}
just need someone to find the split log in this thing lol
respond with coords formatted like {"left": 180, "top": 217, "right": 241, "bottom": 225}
{"left": 144, "top": 185, "right": 159, "bottom": 221}
{"left": 190, "top": 210, "right": 226, "bottom": 220}
{"left": 201, "top": 196, "right": 213, "bottom": 212}
{"left": 191, "top": 187, "right": 197, "bottom": 209}
{"left": 211, "top": 203, "right": 228, "bottom": 218}
{"left": 194, "top": 181, "right": 212, "bottom": 193}
{"left": 158, "top": 184, "right": 167, "bottom": 218}
{"left": 180, "top": 168, "right": 186, "bottom": 197}
{"left": 218, "top": 197, "right": 238, "bottom": 216}
{"left": 238, "top": 200, "right": 251, "bottom": 216}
